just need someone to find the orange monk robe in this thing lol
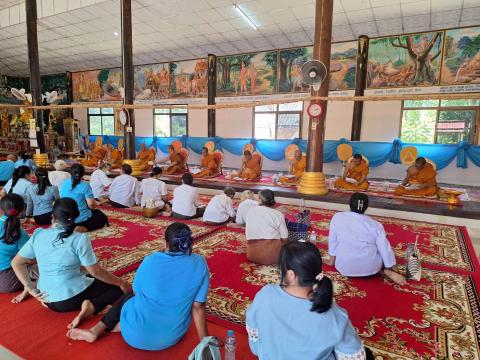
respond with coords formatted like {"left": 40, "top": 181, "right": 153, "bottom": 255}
{"left": 163, "top": 151, "right": 187, "bottom": 175}
{"left": 110, "top": 149, "right": 123, "bottom": 169}
{"left": 239, "top": 153, "right": 262, "bottom": 180}
{"left": 137, "top": 147, "right": 155, "bottom": 171}
{"left": 193, "top": 153, "right": 219, "bottom": 178}
{"left": 82, "top": 145, "right": 106, "bottom": 167}
{"left": 334, "top": 160, "right": 369, "bottom": 191}
{"left": 279, "top": 156, "right": 306, "bottom": 184}
{"left": 394, "top": 163, "right": 437, "bottom": 197}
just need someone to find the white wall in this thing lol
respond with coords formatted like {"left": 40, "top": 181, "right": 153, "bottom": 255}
{"left": 216, "top": 107, "right": 253, "bottom": 138}
{"left": 361, "top": 101, "right": 402, "bottom": 141}
{"left": 135, "top": 109, "right": 153, "bottom": 136}
{"left": 188, "top": 109, "right": 208, "bottom": 137}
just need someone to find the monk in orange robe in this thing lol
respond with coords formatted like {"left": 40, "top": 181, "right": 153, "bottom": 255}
{"left": 335, "top": 154, "right": 369, "bottom": 191}
{"left": 238, "top": 150, "right": 262, "bottom": 180}
{"left": 137, "top": 143, "right": 155, "bottom": 171}
{"left": 82, "top": 142, "right": 106, "bottom": 167}
{"left": 279, "top": 149, "right": 306, "bottom": 184}
{"left": 109, "top": 144, "right": 123, "bottom": 169}
{"left": 193, "top": 147, "right": 219, "bottom": 178}
{"left": 394, "top": 157, "right": 438, "bottom": 197}
{"left": 162, "top": 145, "right": 187, "bottom": 175}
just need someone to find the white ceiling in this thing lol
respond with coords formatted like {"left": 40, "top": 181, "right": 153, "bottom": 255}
{"left": 0, "top": 0, "right": 479, "bottom": 76}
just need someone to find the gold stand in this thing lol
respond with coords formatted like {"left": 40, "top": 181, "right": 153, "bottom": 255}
{"left": 298, "top": 172, "right": 328, "bottom": 195}
{"left": 33, "top": 153, "right": 50, "bottom": 168}
{"left": 122, "top": 159, "right": 142, "bottom": 177}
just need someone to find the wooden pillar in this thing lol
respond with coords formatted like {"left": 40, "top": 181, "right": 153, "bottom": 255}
{"left": 121, "top": 0, "right": 135, "bottom": 160}
{"left": 299, "top": 0, "right": 333, "bottom": 195}
{"left": 207, "top": 54, "right": 217, "bottom": 137}
{"left": 351, "top": 35, "right": 369, "bottom": 141}
{"left": 25, "top": 0, "right": 46, "bottom": 153}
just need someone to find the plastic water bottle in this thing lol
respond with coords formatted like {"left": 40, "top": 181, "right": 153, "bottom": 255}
{"left": 225, "top": 329, "right": 236, "bottom": 360}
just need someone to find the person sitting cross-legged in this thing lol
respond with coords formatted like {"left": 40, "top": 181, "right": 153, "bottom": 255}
{"left": 171, "top": 173, "right": 205, "bottom": 220}
{"left": 394, "top": 157, "right": 438, "bottom": 197}
{"left": 90, "top": 163, "right": 112, "bottom": 201}
{"left": 235, "top": 190, "right": 259, "bottom": 226}
{"left": 139, "top": 167, "right": 171, "bottom": 214}
{"left": 203, "top": 187, "right": 236, "bottom": 225}
{"left": 334, "top": 154, "right": 369, "bottom": 191}
{"left": 66, "top": 223, "right": 210, "bottom": 351}
{"left": 108, "top": 164, "right": 139, "bottom": 208}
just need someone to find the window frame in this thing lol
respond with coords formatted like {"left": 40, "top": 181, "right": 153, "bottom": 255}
{"left": 153, "top": 106, "right": 189, "bottom": 137}
{"left": 399, "top": 100, "right": 480, "bottom": 144}
{"left": 252, "top": 102, "right": 303, "bottom": 140}
{"left": 87, "top": 107, "right": 115, "bottom": 136}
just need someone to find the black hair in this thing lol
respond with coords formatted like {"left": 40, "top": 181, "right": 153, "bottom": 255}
{"left": 0, "top": 194, "right": 24, "bottom": 245}
{"left": 182, "top": 172, "right": 193, "bottom": 185}
{"left": 122, "top": 163, "right": 132, "bottom": 175}
{"left": 353, "top": 153, "right": 362, "bottom": 160}
{"left": 9, "top": 166, "right": 31, "bottom": 194}
{"left": 52, "top": 198, "right": 80, "bottom": 245}
{"left": 244, "top": 150, "right": 251, "bottom": 156}
{"left": 349, "top": 192, "right": 369, "bottom": 214}
{"left": 70, "top": 163, "right": 85, "bottom": 190}
{"left": 18, "top": 151, "right": 31, "bottom": 162}
{"left": 165, "top": 222, "right": 193, "bottom": 255}
{"left": 224, "top": 187, "right": 235, "bottom": 197}
{"left": 258, "top": 189, "right": 275, "bottom": 207}
{"left": 151, "top": 166, "right": 162, "bottom": 177}
{"left": 35, "top": 167, "right": 52, "bottom": 196}
{"left": 279, "top": 242, "right": 333, "bottom": 314}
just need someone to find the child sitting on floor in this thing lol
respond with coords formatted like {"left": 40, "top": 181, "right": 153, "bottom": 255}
{"left": 203, "top": 187, "right": 236, "bottom": 225}
{"left": 235, "top": 190, "right": 259, "bottom": 226}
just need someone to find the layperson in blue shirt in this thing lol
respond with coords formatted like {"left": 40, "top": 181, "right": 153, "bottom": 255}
{"left": 26, "top": 168, "right": 60, "bottom": 225}
{"left": 0, "top": 194, "right": 35, "bottom": 301}
{"left": 59, "top": 163, "right": 108, "bottom": 232}
{"left": 246, "top": 242, "right": 374, "bottom": 360}
{"left": 11, "top": 198, "right": 129, "bottom": 329}
{"left": 67, "top": 222, "right": 210, "bottom": 351}
{"left": 14, "top": 151, "right": 36, "bottom": 172}
{"left": 0, "top": 154, "right": 17, "bottom": 186}
{"left": 0, "top": 166, "right": 33, "bottom": 202}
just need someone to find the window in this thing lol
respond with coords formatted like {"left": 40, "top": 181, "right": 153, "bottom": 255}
{"left": 253, "top": 101, "right": 303, "bottom": 139}
{"left": 88, "top": 107, "right": 115, "bottom": 136}
{"left": 154, "top": 106, "right": 188, "bottom": 137}
{"left": 400, "top": 99, "right": 480, "bottom": 144}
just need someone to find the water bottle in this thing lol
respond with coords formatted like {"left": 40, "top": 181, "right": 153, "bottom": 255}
{"left": 225, "top": 329, "right": 236, "bottom": 360}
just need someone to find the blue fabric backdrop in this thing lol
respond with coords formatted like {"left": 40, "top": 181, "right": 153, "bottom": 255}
{"left": 88, "top": 135, "right": 480, "bottom": 170}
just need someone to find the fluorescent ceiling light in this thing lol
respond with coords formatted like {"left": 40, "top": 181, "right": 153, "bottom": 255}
{"left": 234, "top": 4, "right": 257, "bottom": 30}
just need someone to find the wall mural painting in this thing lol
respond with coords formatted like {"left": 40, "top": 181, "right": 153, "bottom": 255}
{"left": 330, "top": 41, "right": 357, "bottom": 90}
{"left": 278, "top": 46, "right": 313, "bottom": 93}
{"left": 441, "top": 26, "right": 480, "bottom": 85}
{"left": 217, "top": 51, "right": 277, "bottom": 96}
{"left": 72, "top": 68, "right": 123, "bottom": 102}
{"left": 134, "top": 63, "right": 169, "bottom": 100}
{"left": 367, "top": 31, "right": 443, "bottom": 88}
{"left": 41, "top": 73, "right": 71, "bottom": 126}
{"left": 169, "top": 59, "right": 208, "bottom": 98}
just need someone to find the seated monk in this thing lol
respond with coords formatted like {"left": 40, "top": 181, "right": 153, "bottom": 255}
{"left": 279, "top": 149, "right": 306, "bottom": 184}
{"left": 160, "top": 145, "right": 187, "bottom": 175}
{"left": 82, "top": 142, "right": 106, "bottom": 167}
{"left": 193, "top": 147, "right": 219, "bottom": 178}
{"left": 235, "top": 150, "right": 262, "bottom": 180}
{"left": 137, "top": 143, "right": 156, "bottom": 171}
{"left": 394, "top": 157, "right": 438, "bottom": 197}
{"left": 110, "top": 146, "right": 124, "bottom": 169}
{"left": 334, "top": 153, "right": 369, "bottom": 191}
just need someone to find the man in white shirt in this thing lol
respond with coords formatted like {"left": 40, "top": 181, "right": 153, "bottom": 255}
{"left": 172, "top": 173, "right": 205, "bottom": 220}
{"left": 108, "top": 164, "right": 140, "bottom": 208}
{"left": 139, "top": 167, "right": 169, "bottom": 210}
{"left": 90, "top": 163, "right": 113, "bottom": 200}
{"left": 235, "top": 190, "right": 259, "bottom": 226}
{"left": 48, "top": 160, "right": 71, "bottom": 188}
{"left": 203, "top": 187, "right": 236, "bottom": 225}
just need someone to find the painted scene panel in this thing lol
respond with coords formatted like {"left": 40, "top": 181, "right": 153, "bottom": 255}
{"left": 278, "top": 47, "right": 313, "bottom": 93}
{"left": 330, "top": 41, "right": 357, "bottom": 90}
{"left": 72, "top": 68, "right": 123, "bottom": 102}
{"left": 41, "top": 73, "right": 70, "bottom": 104}
{"left": 367, "top": 31, "right": 443, "bottom": 88}
{"left": 134, "top": 63, "right": 169, "bottom": 100}
{"left": 441, "top": 26, "right": 480, "bottom": 85}
{"left": 0, "top": 75, "right": 29, "bottom": 104}
{"left": 170, "top": 59, "right": 208, "bottom": 98}
{"left": 216, "top": 51, "right": 277, "bottom": 96}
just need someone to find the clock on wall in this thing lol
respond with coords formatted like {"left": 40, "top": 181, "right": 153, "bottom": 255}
{"left": 119, "top": 109, "right": 128, "bottom": 126}
{"left": 307, "top": 103, "right": 322, "bottom": 118}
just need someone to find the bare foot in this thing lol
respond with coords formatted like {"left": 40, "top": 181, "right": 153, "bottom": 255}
{"left": 66, "top": 328, "right": 98, "bottom": 343}
{"left": 68, "top": 300, "right": 95, "bottom": 329}
{"left": 74, "top": 226, "right": 88, "bottom": 233}
{"left": 384, "top": 269, "right": 407, "bottom": 285}
{"left": 11, "top": 289, "right": 29, "bottom": 304}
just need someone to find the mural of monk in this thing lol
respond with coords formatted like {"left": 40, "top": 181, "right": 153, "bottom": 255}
{"left": 237, "top": 150, "right": 262, "bottom": 180}
{"left": 240, "top": 62, "right": 248, "bottom": 95}
{"left": 279, "top": 149, "right": 306, "bottom": 185}
{"left": 335, "top": 154, "right": 369, "bottom": 191}
{"left": 161, "top": 145, "right": 187, "bottom": 175}
{"left": 137, "top": 143, "right": 156, "bottom": 171}
{"left": 193, "top": 147, "right": 220, "bottom": 178}
{"left": 394, "top": 157, "right": 438, "bottom": 197}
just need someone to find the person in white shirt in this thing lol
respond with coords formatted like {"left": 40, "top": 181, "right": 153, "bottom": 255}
{"left": 108, "top": 164, "right": 139, "bottom": 208}
{"left": 139, "top": 167, "right": 170, "bottom": 212}
{"left": 48, "top": 160, "right": 71, "bottom": 188}
{"left": 90, "top": 163, "right": 112, "bottom": 200}
{"left": 172, "top": 173, "right": 205, "bottom": 220}
{"left": 203, "top": 187, "right": 236, "bottom": 225}
{"left": 235, "top": 190, "right": 259, "bottom": 226}
{"left": 245, "top": 189, "right": 288, "bottom": 265}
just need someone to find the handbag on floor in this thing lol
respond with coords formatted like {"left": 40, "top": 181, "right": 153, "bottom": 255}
{"left": 188, "top": 336, "right": 222, "bottom": 360}
{"left": 406, "top": 235, "right": 422, "bottom": 281}
{"left": 286, "top": 219, "right": 309, "bottom": 242}
{"left": 295, "top": 198, "right": 311, "bottom": 227}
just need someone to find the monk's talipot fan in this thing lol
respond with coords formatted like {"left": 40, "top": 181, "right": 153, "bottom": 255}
{"left": 301, "top": 60, "right": 327, "bottom": 92}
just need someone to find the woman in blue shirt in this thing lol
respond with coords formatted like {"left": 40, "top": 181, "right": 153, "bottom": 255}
{"left": 0, "top": 194, "right": 35, "bottom": 302}
{"left": 0, "top": 154, "right": 17, "bottom": 186}
{"left": 0, "top": 166, "right": 33, "bottom": 202}
{"left": 12, "top": 198, "right": 129, "bottom": 329}
{"left": 26, "top": 168, "right": 59, "bottom": 225}
{"left": 67, "top": 222, "right": 210, "bottom": 350}
{"left": 59, "top": 163, "right": 108, "bottom": 232}
{"left": 246, "top": 242, "right": 374, "bottom": 360}
{"left": 14, "top": 151, "right": 36, "bottom": 172}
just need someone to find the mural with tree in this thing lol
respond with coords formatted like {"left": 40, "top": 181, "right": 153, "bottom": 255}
{"left": 72, "top": 68, "right": 122, "bottom": 102}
